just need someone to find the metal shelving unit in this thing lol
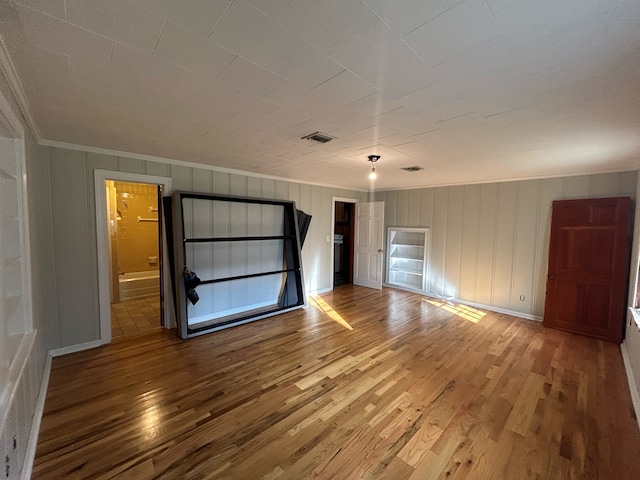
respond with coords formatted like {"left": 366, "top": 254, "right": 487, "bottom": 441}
{"left": 170, "top": 191, "right": 306, "bottom": 339}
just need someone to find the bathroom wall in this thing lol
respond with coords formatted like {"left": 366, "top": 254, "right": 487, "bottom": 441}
{"left": 114, "top": 181, "right": 159, "bottom": 274}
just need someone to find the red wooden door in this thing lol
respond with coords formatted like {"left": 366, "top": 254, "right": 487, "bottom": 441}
{"left": 543, "top": 197, "right": 631, "bottom": 343}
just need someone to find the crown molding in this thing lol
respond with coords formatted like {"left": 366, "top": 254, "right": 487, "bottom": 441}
{"left": 0, "top": 32, "right": 42, "bottom": 142}
{"left": 39, "top": 139, "right": 369, "bottom": 192}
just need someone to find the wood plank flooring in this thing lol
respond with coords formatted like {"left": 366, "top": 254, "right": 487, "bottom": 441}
{"left": 33, "top": 286, "right": 640, "bottom": 479}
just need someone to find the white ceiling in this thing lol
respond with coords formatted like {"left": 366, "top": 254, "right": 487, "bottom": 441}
{"left": 0, "top": 0, "right": 639, "bottom": 190}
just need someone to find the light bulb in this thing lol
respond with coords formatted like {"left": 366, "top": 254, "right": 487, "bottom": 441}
{"left": 369, "top": 167, "right": 377, "bottom": 180}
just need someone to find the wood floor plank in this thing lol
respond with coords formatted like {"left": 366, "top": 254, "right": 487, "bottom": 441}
{"left": 32, "top": 286, "right": 640, "bottom": 479}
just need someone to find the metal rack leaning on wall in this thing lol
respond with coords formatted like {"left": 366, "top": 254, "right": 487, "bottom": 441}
{"left": 165, "top": 191, "right": 311, "bottom": 339}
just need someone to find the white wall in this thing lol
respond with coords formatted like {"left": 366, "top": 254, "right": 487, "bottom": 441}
{"left": 373, "top": 172, "right": 637, "bottom": 318}
{"left": 0, "top": 67, "right": 50, "bottom": 480}
{"left": 47, "top": 147, "right": 365, "bottom": 348}
{"left": 624, "top": 175, "right": 640, "bottom": 410}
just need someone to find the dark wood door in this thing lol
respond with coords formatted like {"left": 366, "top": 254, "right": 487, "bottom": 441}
{"left": 543, "top": 197, "right": 631, "bottom": 343}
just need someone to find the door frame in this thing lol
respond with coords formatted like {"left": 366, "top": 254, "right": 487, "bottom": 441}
{"left": 330, "top": 197, "right": 358, "bottom": 290}
{"left": 94, "top": 170, "right": 172, "bottom": 344}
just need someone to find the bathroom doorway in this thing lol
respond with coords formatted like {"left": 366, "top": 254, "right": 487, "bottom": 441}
{"left": 95, "top": 170, "right": 173, "bottom": 345}
{"left": 106, "top": 181, "right": 163, "bottom": 337}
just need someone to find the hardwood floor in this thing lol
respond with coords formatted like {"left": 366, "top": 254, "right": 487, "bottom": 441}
{"left": 33, "top": 286, "right": 640, "bottom": 479}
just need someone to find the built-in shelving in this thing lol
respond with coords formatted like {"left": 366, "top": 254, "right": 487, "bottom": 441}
{"left": 386, "top": 227, "right": 429, "bottom": 293}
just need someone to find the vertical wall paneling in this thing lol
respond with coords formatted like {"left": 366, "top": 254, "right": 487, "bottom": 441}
{"left": 492, "top": 183, "right": 518, "bottom": 309}
{"left": 191, "top": 169, "right": 212, "bottom": 193}
{"left": 288, "top": 182, "right": 300, "bottom": 205}
{"left": 43, "top": 140, "right": 639, "bottom": 349}
{"left": 444, "top": 186, "right": 464, "bottom": 299}
{"left": 476, "top": 184, "right": 496, "bottom": 306}
{"left": 532, "top": 178, "right": 564, "bottom": 315}
{"left": 430, "top": 188, "right": 449, "bottom": 295}
{"left": 170, "top": 165, "right": 191, "bottom": 191}
{"left": 459, "top": 184, "right": 482, "bottom": 302}
{"left": 25, "top": 141, "right": 58, "bottom": 351}
{"left": 47, "top": 145, "right": 367, "bottom": 347}
{"left": 620, "top": 172, "right": 637, "bottom": 197}
{"left": 50, "top": 149, "right": 97, "bottom": 345}
{"left": 375, "top": 171, "right": 637, "bottom": 319}
{"left": 396, "top": 189, "right": 409, "bottom": 227}
{"left": 563, "top": 175, "right": 591, "bottom": 198}
{"left": 275, "top": 180, "right": 288, "bottom": 200}
{"left": 212, "top": 172, "right": 230, "bottom": 194}
{"left": 419, "top": 189, "right": 434, "bottom": 227}
{"left": 590, "top": 172, "right": 621, "bottom": 197}
{"left": 306, "top": 186, "right": 324, "bottom": 292}
{"left": 116, "top": 156, "right": 144, "bottom": 173}
{"left": 407, "top": 189, "right": 421, "bottom": 227}
{"left": 247, "top": 177, "right": 262, "bottom": 197}
{"left": 144, "top": 161, "right": 170, "bottom": 177}
{"left": 262, "top": 179, "right": 276, "bottom": 199}
{"left": 386, "top": 191, "right": 397, "bottom": 228}
{"left": 511, "top": 180, "right": 540, "bottom": 312}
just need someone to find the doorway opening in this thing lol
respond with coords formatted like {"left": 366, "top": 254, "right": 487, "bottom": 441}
{"left": 332, "top": 198, "right": 356, "bottom": 287}
{"left": 106, "top": 181, "right": 163, "bottom": 338}
{"left": 95, "top": 170, "right": 172, "bottom": 345}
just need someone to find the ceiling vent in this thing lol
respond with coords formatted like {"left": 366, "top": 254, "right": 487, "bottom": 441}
{"left": 401, "top": 166, "right": 424, "bottom": 172}
{"left": 301, "top": 132, "right": 334, "bottom": 144}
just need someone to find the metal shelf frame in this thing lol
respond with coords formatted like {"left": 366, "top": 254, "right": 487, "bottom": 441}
{"left": 170, "top": 191, "right": 306, "bottom": 338}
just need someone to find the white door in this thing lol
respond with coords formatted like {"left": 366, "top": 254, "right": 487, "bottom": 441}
{"left": 354, "top": 201, "right": 385, "bottom": 289}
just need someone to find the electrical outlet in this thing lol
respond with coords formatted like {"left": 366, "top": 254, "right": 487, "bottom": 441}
{"left": 519, "top": 295, "right": 525, "bottom": 301}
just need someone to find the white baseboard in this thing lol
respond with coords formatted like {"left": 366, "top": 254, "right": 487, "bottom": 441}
{"left": 621, "top": 341, "right": 640, "bottom": 433}
{"left": 383, "top": 285, "right": 544, "bottom": 322}
{"left": 49, "top": 339, "right": 103, "bottom": 357}
{"left": 308, "top": 287, "right": 332, "bottom": 296}
{"left": 20, "top": 353, "right": 51, "bottom": 480}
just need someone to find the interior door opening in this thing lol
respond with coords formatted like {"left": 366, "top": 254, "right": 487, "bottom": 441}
{"left": 333, "top": 200, "right": 355, "bottom": 287}
{"left": 106, "top": 180, "right": 164, "bottom": 338}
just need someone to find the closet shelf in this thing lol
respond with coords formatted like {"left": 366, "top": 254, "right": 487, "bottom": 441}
{"left": 387, "top": 227, "right": 430, "bottom": 294}
{"left": 389, "top": 267, "right": 422, "bottom": 275}
{"left": 390, "top": 254, "right": 423, "bottom": 261}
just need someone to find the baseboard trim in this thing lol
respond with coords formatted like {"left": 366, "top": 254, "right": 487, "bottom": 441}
{"left": 50, "top": 339, "right": 103, "bottom": 357}
{"left": 309, "top": 287, "right": 332, "bottom": 296}
{"left": 20, "top": 353, "right": 51, "bottom": 480}
{"left": 383, "top": 285, "right": 543, "bottom": 322}
{"left": 621, "top": 341, "right": 640, "bottom": 433}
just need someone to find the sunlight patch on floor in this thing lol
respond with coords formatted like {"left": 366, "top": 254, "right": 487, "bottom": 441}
{"left": 425, "top": 299, "right": 486, "bottom": 323}
{"left": 310, "top": 295, "right": 353, "bottom": 330}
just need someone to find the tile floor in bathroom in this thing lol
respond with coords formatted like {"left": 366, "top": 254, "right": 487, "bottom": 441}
{"left": 111, "top": 296, "right": 162, "bottom": 337}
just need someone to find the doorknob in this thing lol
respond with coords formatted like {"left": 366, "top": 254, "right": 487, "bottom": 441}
{"left": 377, "top": 249, "right": 383, "bottom": 253}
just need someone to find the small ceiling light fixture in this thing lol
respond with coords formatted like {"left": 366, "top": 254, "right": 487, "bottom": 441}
{"left": 368, "top": 155, "right": 380, "bottom": 180}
